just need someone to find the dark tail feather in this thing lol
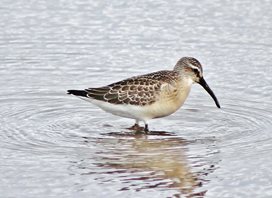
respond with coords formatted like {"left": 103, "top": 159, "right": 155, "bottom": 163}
{"left": 67, "top": 90, "right": 88, "bottom": 97}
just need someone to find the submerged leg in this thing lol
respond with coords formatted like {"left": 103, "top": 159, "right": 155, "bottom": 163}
{"left": 128, "top": 120, "right": 149, "bottom": 134}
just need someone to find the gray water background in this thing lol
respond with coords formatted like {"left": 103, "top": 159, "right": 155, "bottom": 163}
{"left": 0, "top": 0, "right": 272, "bottom": 197}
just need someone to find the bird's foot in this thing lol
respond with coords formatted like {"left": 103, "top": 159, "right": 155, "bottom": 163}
{"left": 127, "top": 123, "right": 142, "bottom": 130}
{"left": 127, "top": 123, "right": 148, "bottom": 133}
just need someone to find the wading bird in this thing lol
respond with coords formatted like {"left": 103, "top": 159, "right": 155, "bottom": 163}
{"left": 68, "top": 57, "right": 220, "bottom": 133}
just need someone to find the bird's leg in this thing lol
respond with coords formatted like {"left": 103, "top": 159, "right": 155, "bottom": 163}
{"left": 127, "top": 120, "right": 141, "bottom": 130}
{"left": 144, "top": 123, "right": 149, "bottom": 134}
{"left": 128, "top": 121, "right": 148, "bottom": 133}
{"left": 131, "top": 123, "right": 140, "bottom": 130}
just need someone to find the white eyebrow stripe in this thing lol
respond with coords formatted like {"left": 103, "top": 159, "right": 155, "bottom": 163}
{"left": 189, "top": 64, "right": 201, "bottom": 72}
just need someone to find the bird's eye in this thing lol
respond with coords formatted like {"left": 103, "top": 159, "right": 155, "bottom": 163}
{"left": 193, "top": 68, "right": 198, "bottom": 73}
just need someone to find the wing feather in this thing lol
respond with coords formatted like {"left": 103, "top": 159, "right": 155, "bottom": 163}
{"left": 85, "top": 70, "right": 178, "bottom": 106}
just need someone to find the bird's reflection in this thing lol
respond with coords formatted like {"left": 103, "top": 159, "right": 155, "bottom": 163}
{"left": 75, "top": 130, "right": 217, "bottom": 197}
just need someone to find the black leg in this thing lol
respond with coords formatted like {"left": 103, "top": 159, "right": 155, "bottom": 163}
{"left": 144, "top": 124, "right": 149, "bottom": 134}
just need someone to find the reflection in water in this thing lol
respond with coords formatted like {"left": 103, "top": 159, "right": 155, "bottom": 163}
{"left": 75, "top": 131, "right": 217, "bottom": 197}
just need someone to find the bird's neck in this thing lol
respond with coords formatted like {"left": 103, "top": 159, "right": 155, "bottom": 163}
{"left": 176, "top": 76, "right": 194, "bottom": 101}
{"left": 179, "top": 76, "right": 194, "bottom": 88}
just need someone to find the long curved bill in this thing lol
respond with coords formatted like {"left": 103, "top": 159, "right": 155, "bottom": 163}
{"left": 198, "top": 77, "right": 221, "bottom": 108}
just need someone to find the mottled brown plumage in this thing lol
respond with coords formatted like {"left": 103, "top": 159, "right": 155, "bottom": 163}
{"left": 85, "top": 70, "right": 180, "bottom": 106}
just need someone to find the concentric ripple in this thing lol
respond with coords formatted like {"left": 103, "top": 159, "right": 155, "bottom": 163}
{"left": 0, "top": 92, "right": 104, "bottom": 153}
{"left": 0, "top": 91, "right": 222, "bottom": 197}
{"left": 203, "top": 98, "right": 272, "bottom": 145}
{"left": 1, "top": 90, "right": 272, "bottom": 197}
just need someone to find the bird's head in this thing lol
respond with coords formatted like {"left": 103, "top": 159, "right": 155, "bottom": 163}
{"left": 174, "top": 57, "right": 221, "bottom": 108}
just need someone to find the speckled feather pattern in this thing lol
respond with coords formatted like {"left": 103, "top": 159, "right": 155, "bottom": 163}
{"left": 85, "top": 70, "right": 180, "bottom": 106}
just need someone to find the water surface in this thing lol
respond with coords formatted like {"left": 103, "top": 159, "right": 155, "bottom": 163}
{"left": 1, "top": 0, "right": 272, "bottom": 197}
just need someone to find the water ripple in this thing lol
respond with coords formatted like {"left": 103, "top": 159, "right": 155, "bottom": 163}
{"left": 0, "top": 93, "right": 222, "bottom": 197}
{"left": 0, "top": 94, "right": 100, "bottom": 153}
{"left": 200, "top": 98, "right": 272, "bottom": 159}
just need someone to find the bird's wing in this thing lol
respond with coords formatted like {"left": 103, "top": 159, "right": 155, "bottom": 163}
{"left": 85, "top": 70, "right": 179, "bottom": 106}
{"left": 85, "top": 70, "right": 178, "bottom": 106}
{"left": 85, "top": 76, "right": 162, "bottom": 106}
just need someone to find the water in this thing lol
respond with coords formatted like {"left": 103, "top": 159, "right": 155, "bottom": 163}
{"left": 1, "top": 0, "right": 272, "bottom": 197}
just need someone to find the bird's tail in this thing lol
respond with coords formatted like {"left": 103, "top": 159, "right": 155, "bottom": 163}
{"left": 67, "top": 90, "right": 88, "bottom": 97}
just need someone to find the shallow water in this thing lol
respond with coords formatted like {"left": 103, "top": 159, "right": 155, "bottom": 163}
{"left": 1, "top": 0, "right": 272, "bottom": 197}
